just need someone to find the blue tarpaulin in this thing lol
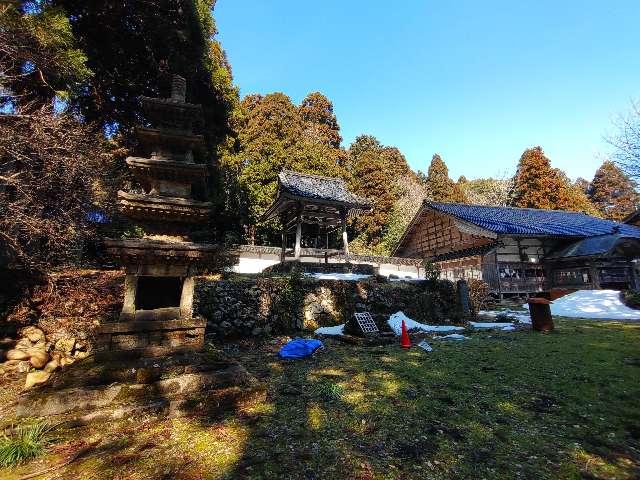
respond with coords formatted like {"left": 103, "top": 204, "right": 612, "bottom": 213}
{"left": 278, "top": 338, "right": 324, "bottom": 360}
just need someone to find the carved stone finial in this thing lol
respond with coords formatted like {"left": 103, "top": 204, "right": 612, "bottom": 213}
{"left": 171, "top": 75, "right": 187, "bottom": 102}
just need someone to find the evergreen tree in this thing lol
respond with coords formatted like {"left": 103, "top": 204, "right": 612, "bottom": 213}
{"left": 460, "top": 178, "right": 513, "bottom": 206}
{"left": 511, "top": 147, "right": 571, "bottom": 210}
{"left": 589, "top": 160, "right": 639, "bottom": 220}
{"left": 224, "top": 92, "right": 350, "bottom": 241}
{"left": 350, "top": 150, "right": 395, "bottom": 251}
{"left": 554, "top": 170, "right": 601, "bottom": 216}
{"left": 425, "top": 154, "right": 466, "bottom": 203}
{"left": 299, "top": 92, "right": 341, "bottom": 148}
{"left": 0, "top": 1, "right": 91, "bottom": 108}
{"left": 54, "top": 0, "right": 236, "bottom": 146}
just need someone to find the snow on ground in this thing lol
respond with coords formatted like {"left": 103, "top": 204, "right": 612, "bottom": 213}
{"left": 540, "top": 289, "right": 640, "bottom": 320}
{"left": 469, "top": 321, "right": 517, "bottom": 331}
{"left": 387, "top": 311, "right": 464, "bottom": 336}
{"left": 314, "top": 324, "right": 345, "bottom": 336}
{"left": 478, "top": 309, "right": 532, "bottom": 324}
{"left": 305, "top": 273, "right": 372, "bottom": 281}
{"left": 433, "top": 333, "right": 470, "bottom": 341}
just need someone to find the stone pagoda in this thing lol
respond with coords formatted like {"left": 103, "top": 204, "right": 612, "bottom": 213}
{"left": 99, "top": 75, "right": 222, "bottom": 356}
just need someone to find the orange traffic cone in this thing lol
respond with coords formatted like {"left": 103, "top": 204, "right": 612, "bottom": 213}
{"left": 400, "top": 319, "right": 411, "bottom": 349}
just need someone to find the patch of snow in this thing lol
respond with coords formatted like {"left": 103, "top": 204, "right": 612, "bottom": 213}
{"left": 314, "top": 324, "right": 345, "bottom": 336}
{"left": 433, "top": 334, "right": 470, "bottom": 341}
{"left": 478, "top": 309, "right": 532, "bottom": 324}
{"left": 387, "top": 311, "right": 464, "bottom": 336}
{"left": 306, "top": 273, "right": 371, "bottom": 281}
{"left": 417, "top": 340, "right": 433, "bottom": 352}
{"left": 470, "top": 321, "right": 518, "bottom": 331}
{"left": 537, "top": 289, "right": 640, "bottom": 320}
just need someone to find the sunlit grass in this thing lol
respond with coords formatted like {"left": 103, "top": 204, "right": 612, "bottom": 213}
{"left": 1, "top": 319, "right": 639, "bottom": 479}
{"left": 0, "top": 422, "right": 50, "bottom": 468}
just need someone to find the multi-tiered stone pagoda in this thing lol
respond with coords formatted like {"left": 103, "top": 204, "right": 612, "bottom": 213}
{"left": 99, "top": 75, "right": 221, "bottom": 356}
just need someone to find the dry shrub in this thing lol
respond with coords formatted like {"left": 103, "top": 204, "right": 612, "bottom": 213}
{"left": 5, "top": 269, "right": 124, "bottom": 336}
{"left": 467, "top": 278, "right": 490, "bottom": 316}
{"left": 0, "top": 106, "right": 115, "bottom": 273}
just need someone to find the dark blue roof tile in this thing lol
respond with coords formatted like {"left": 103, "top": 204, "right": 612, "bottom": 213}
{"left": 428, "top": 202, "right": 640, "bottom": 238}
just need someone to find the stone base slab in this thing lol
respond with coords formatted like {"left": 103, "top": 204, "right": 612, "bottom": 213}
{"left": 95, "top": 316, "right": 206, "bottom": 357}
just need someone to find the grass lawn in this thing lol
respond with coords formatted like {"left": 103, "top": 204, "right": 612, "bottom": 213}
{"left": 2, "top": 319, "right": 640, "bottom": 479}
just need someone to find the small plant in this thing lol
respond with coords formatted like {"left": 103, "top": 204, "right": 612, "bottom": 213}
{"left": 422, "top": 259, "right": 441, "bottom": 282}
{"left": 0, "top": 422, "right": 50, "bottom": 468}
{"left": 623, "top": 290, "right": 640, "bottom": 310}
{"left": 317, "top": 382, "right": 345, "bottom": 401}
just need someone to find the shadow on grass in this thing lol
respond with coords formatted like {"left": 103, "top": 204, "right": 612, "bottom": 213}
{"left": 7, "top": 320, "right": 640, "bottom": 479}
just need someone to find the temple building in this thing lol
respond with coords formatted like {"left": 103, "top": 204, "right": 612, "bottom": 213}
{"left": 260, "top": 170, "right": 371, "bottom": 261}
{"left": 99, "top": 75, "right": 223, "bottom": 355}
{"left": 394, "top": 201, "right": 640, "bottom": 296}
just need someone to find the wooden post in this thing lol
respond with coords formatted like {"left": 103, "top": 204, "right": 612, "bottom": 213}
{"left": 280, "top": 214, "right": 287, "bottom": 262}
{"left": 294, "top": 210, "right": 302, "bottom": 260}
{"left": 341, "top": 209, "right": 349, "bottom": 255}
{"left": 281, "top": 230, "right": 286, "bottom": 262}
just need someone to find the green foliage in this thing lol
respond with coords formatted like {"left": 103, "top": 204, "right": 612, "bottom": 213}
{"left": 317, "top": 382, "right": 345, "bottom": 402}
{"left": 346, "top": 135, "right": 415, "bottom": 252}
{"left": 622, "top": 290, "right": 640, "bottom": 309}
{"left": 273, "top": 267, "right": 305, "bottom": 331}
{"left": 0, "top": 1, "right": 91, "bottom": 107}
{"left": 422, "top": 259, "right": 441, "bottom": 282}
{"left": 349, "top": 150, "right": 395, "bottom": 250}
{"left": 416, "top": 279, "right": 463, "bottom": 323}
{"left": 589, "top": 160, "right": 639, "bottom": 221}
{"left": 459, "top": 177, "right": 512, "bottom": 206}
{"left": 224, "top": 92, "right": 348, "bottom": 239}
{"left": 425, "top": 154, "right": 466, "bottom": 203}
{"left": 0, "top": 422, "right": 50, "bottom": 468}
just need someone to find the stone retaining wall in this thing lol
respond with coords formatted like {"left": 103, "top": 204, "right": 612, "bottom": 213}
{"left": 194, "top": 277, "right": 462, "bottom": 338}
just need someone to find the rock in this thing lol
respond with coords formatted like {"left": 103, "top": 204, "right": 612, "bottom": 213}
{"left": 44, "top": 358, "right": 60, "bottom": 373}
{"left": 59, "top": 354, "right": 75, "bottom": 367}
{"left": 25, "top": 370, "right": 51, "bottom": 389}
{"left": 55, "top": 337, "right": 76, "bottom": 354}
{"left": 16, "top": 360, "right": 31, "bottom": 373}
{"left": 22, "top": 326, "right": 45, "bottom": 344}
{"left": 74, "top": 350, "right": 90, "bottom": 360}
{"left": 6, "top": 349, "right": 30, "bottom": 361}
{"left": 29, "top": 350, "right": 50, "bottom": 369}
{"left": 15, "top": 338, "right": 33, "bottom": 350}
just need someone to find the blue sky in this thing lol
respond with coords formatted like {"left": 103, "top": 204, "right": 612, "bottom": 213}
{"left": 215, "top": 0, "right": 640, "bottom": 181}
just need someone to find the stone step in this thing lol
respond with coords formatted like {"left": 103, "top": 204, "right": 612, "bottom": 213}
{"left": 16, "top": 365, "right": 263, "bottom": 419}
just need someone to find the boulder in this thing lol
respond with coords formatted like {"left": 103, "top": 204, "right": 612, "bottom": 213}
{"left": 59, "top": 354, "right": 75, "bottom": 368}
{"left": 15, "top": 338, "right": 33, "bottom": 350}
{"left": 6, "top": 349, "right": 30, "bottom": 361}
{"left": 55, "top": 337, "right": 76, "bottom": 354}
{"left": 22, "top": 326, "right": 46, "bottom": 344}
{"left": 25, "top": 370, "right": 51, "bottom": 389}
{"left": 44, "top": 358, "right": 60, "bottom": 373}
{"left": 74, "top": 351, "right": 90, "bottom": 361}
{"left": 29, "top": 350, "right": 50, "bottom": 369}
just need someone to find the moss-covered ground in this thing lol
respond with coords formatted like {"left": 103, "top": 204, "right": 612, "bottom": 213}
{"left": 2, "top": 319, "right": 639, "bottom": 479}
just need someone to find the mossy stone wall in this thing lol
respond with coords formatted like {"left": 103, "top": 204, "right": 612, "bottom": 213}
{"left": 194, "top": 277, "right": 462, "bottom": 338}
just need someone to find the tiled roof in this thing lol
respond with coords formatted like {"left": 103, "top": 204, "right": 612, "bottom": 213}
{"left": 546, "top": 234, "right": 640, "bottom": 259}
{"left": 428, "top": 202, "right": 640, "bottom": 238}
{"left": 279, "top": 170, "right": 370, "bottom": 207}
